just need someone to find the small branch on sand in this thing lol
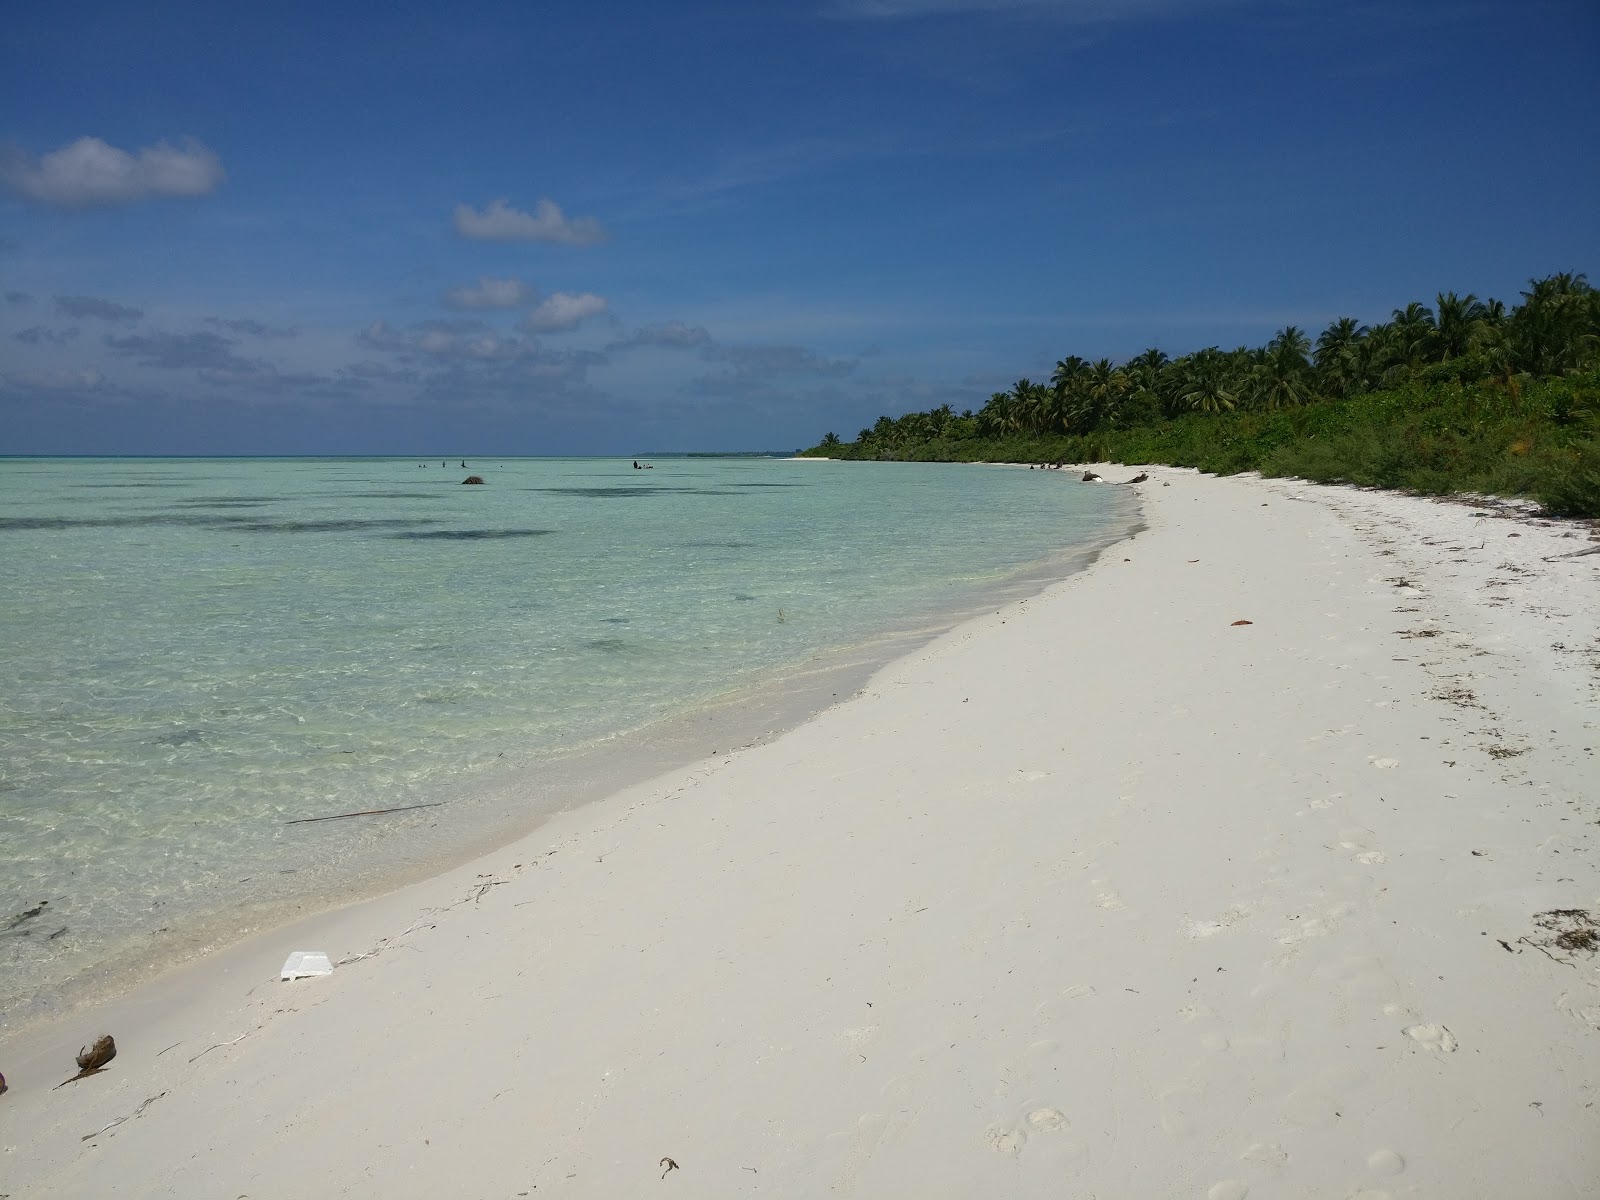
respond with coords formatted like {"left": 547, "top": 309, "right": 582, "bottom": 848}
{"left": 1517, "top": 936, "right": 1576, "bottom": 968}
{"left": 470, "top": 879, "right": 506, "bottom": 905}
{"left": 1544, "top": 544, "right": 1600, "bottom": 561}
{"left": 189, "top": 1030, "right": 254, "bottom": 1064}
{"left": 337, "top": 915, "right": 438, "bottom": 966}
{"left": 82, "top": 1091, "right": 167, "bottom": 1141}
{"left": 285, "top": 802, "right": 444, "bottom": 825}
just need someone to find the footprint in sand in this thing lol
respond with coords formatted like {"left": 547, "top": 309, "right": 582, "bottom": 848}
{"left": 1159, "top": 1087, "right": 1203, "bottom": 1136}
{"left": 1240, "top": 1142, "right": 1289, "bottom": 1171}
{"left": 1555, "top": 993, "right": 1600, "bottom": 1030}
{"left": 1367, "top": 1148, "right": 1406, "bottom": 1175}
{"left": 1403, "top": 1023, "right": 1458, "bottom": 1052}
{"left": 1371, "top": 756, "right": 1400, "bottom": 769}
{"left": 1026, "top": 1107, "right": 1067, "bottom": 1132}
{"left": 1355, "top": 850, "right": 1388, "bottom": 865}
{"left": 1186, "top": 905, "right": 1250, "bottom": 938}
{"left": 1034, "top": 985, "right": 1095, "bottom": 1024}
{"left": 984, "top": 1124, "right": 1027, "bottom": 1155}
{"left": 1091, "top": 880, "right": 1126, "bottom": 910}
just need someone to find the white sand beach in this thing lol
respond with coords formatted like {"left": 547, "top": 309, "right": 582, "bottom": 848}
{"left": 2, "top": 466, "right": 1596, "bottom": 1198}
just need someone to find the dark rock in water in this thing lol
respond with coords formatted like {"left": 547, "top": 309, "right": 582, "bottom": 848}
{"left": 462, "top": 475, "right": 485, "bottom": 485}
{"left": 1081, "top": 471, "right": 1102, "bottom": 482}
{"left": 1127, "top": 472, "right": 1149, "bottom": 484}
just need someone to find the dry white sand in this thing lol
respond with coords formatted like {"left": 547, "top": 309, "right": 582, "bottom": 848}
{"left": 3, "top": 466, "right": 1597, "bottom": 1199}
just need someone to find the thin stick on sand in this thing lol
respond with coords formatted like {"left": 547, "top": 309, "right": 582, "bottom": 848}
{"left": 284, "top": 802, "right": 444, "bottom": 825}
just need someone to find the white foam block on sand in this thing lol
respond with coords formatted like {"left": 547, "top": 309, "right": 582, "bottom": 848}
{"left": 279, "top": 951, "right": 334, "bottom": 982}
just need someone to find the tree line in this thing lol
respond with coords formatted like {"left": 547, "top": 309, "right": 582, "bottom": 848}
{"left": 804, "top": 273, "right": 1599, "bottom": 516}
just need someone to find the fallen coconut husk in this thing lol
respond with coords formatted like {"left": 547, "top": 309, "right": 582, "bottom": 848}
{"left": 55, "top": 1035, "right": 116, "bottom": 1088}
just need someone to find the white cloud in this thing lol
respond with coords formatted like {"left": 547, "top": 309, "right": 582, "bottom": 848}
{"left": 0, "top": 137, "right": 224, "bottom": 210}
{"left": 1, "top": 367, "right": 103, "bottom": 391}
{"left": 453, "top": 198, "right": 607, "bottom": 245}
{"left": 441, "top": 277, "right": 537, "bottom": 310}
{"left": 610, "top": 320, "right": 713, "bottom": 350}
{"left": 358, "top": 319, "right": 540, "bottom": 362}
{"left": 520, "top": 292, "right": 609, "bottom": 333}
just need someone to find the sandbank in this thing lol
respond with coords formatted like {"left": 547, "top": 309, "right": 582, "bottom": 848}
{"left": 1, "top": 466, "right": 1596, "bottom": 1198}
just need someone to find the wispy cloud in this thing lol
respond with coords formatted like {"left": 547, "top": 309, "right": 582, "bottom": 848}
{"left": 14, "top": 326, "right": 79, "bottom": 344}
{"left": 204, "top": 316, "right": 299, "bottom": 338}
{"left": 453, "top": 198, "right": 607, "bottom": 245}
{"left": 634, "top": 139, "right": 868, "bottom": 218}
{"left": 607, "top": 320, "right": 713, "bottom": 351}
{"left": 520, "top": 292, "right": 609, "bottom": 333}
{"left": 358, "top": 319, "right": 541, "bottom": 362}
{"left": 0, "top": 366, "right": 104, "bottom": 391}
{"left": 104, "top": 330, "right": 247, "bottom": 370}
{"left": 353, "top": 317, "right": 610, "bottom": 410}
{"left": 56, "top": 295, "right": 143, "bottom": 321}
{"left": 700, "top": 342, "right": 859, "bottom": 379}
{"left": 441, "top": 277, "right": 537, "bottom": 311}
{"left": 1, "top": 137, "right": 224, "bottom": 210}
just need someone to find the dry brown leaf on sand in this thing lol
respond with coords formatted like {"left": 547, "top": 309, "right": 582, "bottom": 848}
{"left": 1231, "top": 619, "right": 1253, "bottom": 626}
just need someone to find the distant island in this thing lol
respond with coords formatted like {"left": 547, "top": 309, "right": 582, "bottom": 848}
{"left": 800, "top": 272, "right": 1599, "bottom": 517}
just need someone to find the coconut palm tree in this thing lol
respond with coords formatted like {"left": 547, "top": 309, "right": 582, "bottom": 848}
{"left": 1125, "top": 348, "right": 1169, "bottom": 376}
{"left": 1390, "top": 301, "right": 1438, "bottom": 369}
{"left": 1252, "top": 326, "right": 1313, "bottom": 409}
{"left": 1512, "top": 272, "right": 1599, "bottom": 375}
{"left": 1079, "top": 358, "right": 1129, "bottom": 428}
{"left": 1011, "top": 379, "right": 1052, "bottom": 435}
{"left": 1314, "top": 317, "right": 1367, "bottom": 398}
{"left": 1359, "top": 321, "right": 1406, "bottom": 388}
{"left": 1175, "top": 347, "right": 1237, "bottom": 414}
{"left": 1434, "top": 292, "right": 1488, "bottom": 361}
{"left": 1121, "top": 348, "right": 1169, "bottom": 424}
{"left": 977, "top": 391, "right": 1015, "bottom": 438}
{"left": 1049, "top": 355, "right": 1091, "bottom": 430}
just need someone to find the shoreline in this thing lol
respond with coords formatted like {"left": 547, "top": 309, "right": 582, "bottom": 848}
{"left": 2, "top": 466, "right": 1595, "bottom": 1197}
{"left": 1, "top": 482, "right": 1141, "bottom": 1035}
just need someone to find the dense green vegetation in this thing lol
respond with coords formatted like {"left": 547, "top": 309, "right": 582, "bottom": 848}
{"left": 802, "top": 273, "right": 1600, "bottom": 517}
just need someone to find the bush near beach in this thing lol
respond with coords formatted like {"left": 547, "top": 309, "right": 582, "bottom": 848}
{"left": 803, "top": 273, "right": 1600, "bottom": 518}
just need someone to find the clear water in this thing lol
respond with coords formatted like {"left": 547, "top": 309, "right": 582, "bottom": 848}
{"left": 0, "top": 456, "right": 1135, "bottom": 1024}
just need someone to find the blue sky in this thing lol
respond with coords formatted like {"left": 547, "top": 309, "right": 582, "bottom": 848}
{"left": 2, "top": 0, "right": 1596, "bottom": 455}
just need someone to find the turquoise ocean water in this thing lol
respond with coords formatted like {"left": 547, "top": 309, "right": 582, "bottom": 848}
{"left": 0, "top": 456, "right": 1136, "bottom": 1025}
